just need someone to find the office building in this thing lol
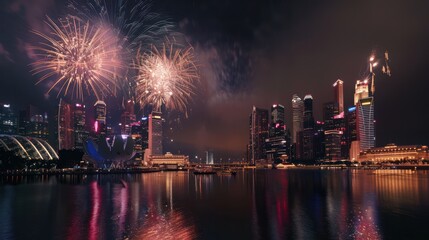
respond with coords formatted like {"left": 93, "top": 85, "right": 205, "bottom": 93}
{"left": 347, "top": 106, "right": 359, "bottom": 161}
{"left": 249, "top": 106, "right": 269, "bottom": 164}
{"left": 131, "top": 122, "right": 143, "bottom": 161}
{"left": 291, "top": 95, "right": 304, "bottom": 144}
{"left": 323, "top": 102, "right": 339, "bottom": 130}
{"left": 120, "top": 99, "right": 136, "bottom": 135}
{"left": 148, "top": 111, "right": 163, "bottom": 156}
{"left": 18, "top": 105, "right": 49, "bottom": 141}
{"left": 357, "top": 97, "right": 375, "bottom": 152}
{"left": 354, "top": 80, "right": 369, "bottom": 105}
{"left": 58, "top": 99, "right": 74, "bottom": 150}
{"left": 93, "top": 100, "right": 107, "bottom": 135}
{"left": 324, "top": 130, "right": 342, "bottom": 160}
{"left": 303, "top": 94, "right": 314, "bottom": 129}
{"left": 271, "top": 104, "right": 285, "bottom": 124}
{"left": 314, "top": 121, "right": 325, "bottom": 160}
{"left": 301, "top": 95, "right": 315, "bottom": 161}
{"left": 333, "top": 79, "right": 344, "bottom": 113}
{"left": 73, "top": 103, "right": 88, "bottom": 150}
{"left": 0, "top": 103, "right": 17, "bottom": 134}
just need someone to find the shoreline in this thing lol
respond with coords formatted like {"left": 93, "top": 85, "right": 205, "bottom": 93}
{"left": 1, "top": 164, "right": 429, "bottom": 176}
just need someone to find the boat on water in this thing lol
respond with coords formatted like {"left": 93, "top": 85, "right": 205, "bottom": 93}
{"left": 193, "top": 166, "right": 217, "bottom": 175}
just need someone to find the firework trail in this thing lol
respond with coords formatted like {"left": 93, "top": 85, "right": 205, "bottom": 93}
{"left": 135, "top": 42, "right": 199, "bottom": 113}
{"left": 31, "top": 16, "right": 123, "bottom": 100}
{"left": 68, "top": 0, "right": 174, "bottom": 52}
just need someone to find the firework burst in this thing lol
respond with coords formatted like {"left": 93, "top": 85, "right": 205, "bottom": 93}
{"left": 135, "top": 43, "right": 199, "bottom": 113}
{"left": 68, "top": 0, "right": 174, "bottom": 52}
{"left": 31, "top": 16, "right": 122, "bottom": 100}
{"left": 68, "top": 0, "right": 176, "bottom": 99}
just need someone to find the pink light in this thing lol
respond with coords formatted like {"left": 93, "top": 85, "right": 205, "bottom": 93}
{"left": 334, "top": 112, "right": 345, "bottom": 119}
{"left": 276, "top": 123, "right": 280, "bottom": 128}
{"left": 94, "top": 121, "right": 98, "bottom": 133}
{"left": 89, "top": 182, "right": 101, "bottom": 240}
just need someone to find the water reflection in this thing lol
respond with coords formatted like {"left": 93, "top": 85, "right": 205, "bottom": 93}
{"left": 1, "top": 170, "right": 429, "bottom": 239}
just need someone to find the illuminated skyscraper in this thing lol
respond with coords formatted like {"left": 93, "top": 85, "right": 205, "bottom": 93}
{"left": 349, "top": 79, "right": 375, "bottom": 160}
{"left": 131, "top": 122, "right": 143, "bottom": 161}
{"left": 18, "top": 105, "right": 49, "bottom": 141}
{"left": 73, "top": 103, "right": 88, "bottom": 150}
{"left": 249, "top": 106, "right": 269, "bottom": 164}
{"left": 93, "top": 100, "right": 107, "bottom": 135}
{"left": 314, "top": 121, "right": 325, "bottom": 160}
{"left": 148, "top": 111, "right": 163, "bottom": 156}
{"left": 58, "top": 99, "right": 74, "bottom": 150}
{"left": 121, "top": 99, "right": 136, "bottom": 135}
{"left": 333, "top": 79, "right": 344, "bottom": 113}
{"left": 266, "top": 104, "right": 290, "bottom": 162}
{"left": 303, "top": 94, "right": 314, "bottom": 129}
{"left": 0, "top": 103, "right": 17, "bottom": 134}
{"left": 302, "top": 95, "right": 314, "bottom": 161}
{"left": 357, "top": 97, "right": 375, "bottom": 152}
{"left": 324, "top": 130, "right": 342, "bottom": 160}
{"left": 141, "top": 116, "right": 149, "bottom": 152}
{"left": 291, "top": 95, "right": 304, "bottom": 143}
{"left": 354, "top": 80, "right": 369, "bottom": 105}
{"left": 271, "top": 104, "right": 285, "bottom": 124}
{"left": 323, "top": 102, "right": 339, "bottom": 130}
{"left": 347, "top": 106, "right": 359, "bottom": 161}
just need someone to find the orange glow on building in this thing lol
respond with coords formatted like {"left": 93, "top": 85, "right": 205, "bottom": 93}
{"left": 359, "top": 144, "right": 429, "bottom": 162}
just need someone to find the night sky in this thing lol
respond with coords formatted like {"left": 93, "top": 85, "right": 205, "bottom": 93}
{"left": 1, "top": 0, "right": 429, "bottom": 159}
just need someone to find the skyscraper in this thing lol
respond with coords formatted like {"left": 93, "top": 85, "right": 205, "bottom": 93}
{"left": 324, "top": 130, "right": 342, "bottom": 160}
{"left": 357, "top": 97, "right": 375, "bottom": 152}
{"left": 266, "top": 104, "right": 290, "bottom": 162}
{"left": 58, "top": 99, "right": 74, "bottom": 150}
{"left": 120, "top": 99, "right": 136, "bottom": 135}
{"left": 354, "top": 80, "right": 369, "bottom": 105}
{"left": 323, "top": 102, "right": 339, "bottom": 130}
{"left": 94, "top": 100, "right": 107, "bottom": 135}
{"left": 141, "top": 116, "right": 149, "bottom": 152}
{"left": 302, "top": 95, "right": 315, "bottom": 161}
{"left": 148, "top": 111, "right": 163, "bottom": 156}
{"left": 303, "top": 94, "right": 314, "bottom": 129}
{"left": 314, "top": 121, "right": 325, "bottom": 160}
{"left": 323, "top": 100, "right": 347, "bottom": 160}
{"left": 291, "top": 95, "right": 304, "bottom": 143}
{"left": 333, "top": 79, "right": 344, "bottom": 113}
{"left": 131, "top": 122, "right": 143, "bottom": 161}
{"left": 0, "top": 103, "right": 17, "bottom": 134}
{"left": 347, "top": 106, "right": 359, "bottom": 161}
{"left": 73, "top": 103, "right": 88, "bottom": 150}
{"left": 249, "top": 106, "right": 269, "bottom": 164}
{"left": 18, "top": 105, "right": 49, "bottom": 141}
{"left": 271, "top": 104, "right": 285, "bottom": 124}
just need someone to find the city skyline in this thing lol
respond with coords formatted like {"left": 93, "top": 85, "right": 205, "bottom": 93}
{"left": 0, "top": 0, "right": 429, "bottom": 158}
